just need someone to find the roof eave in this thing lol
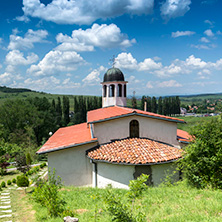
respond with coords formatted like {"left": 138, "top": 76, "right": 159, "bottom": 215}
{"left": 86, "top": 156, "right": 181, "bottom": 166}
{"left": 37, "top": 139, "right": 98, "bottom": 154}
{"left": 88, "top": 113, "right": 185, "bottom": 124}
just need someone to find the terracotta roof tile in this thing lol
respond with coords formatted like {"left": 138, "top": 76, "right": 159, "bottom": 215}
{"left": 177, "top": 129, "right": 192, "bottom": 143}
{"left": 87, "top": 138, "right": 182, "bottom": 165}
{"left": 87, "top": 106, "right": 184, "bottom": 123}
{"left": 37, "top": 123, "right": 97, "bottom": 154}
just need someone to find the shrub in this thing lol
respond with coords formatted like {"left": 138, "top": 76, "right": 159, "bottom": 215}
{"left": 32, "top": 169, "right": 66, "bottom": 217}
{"left": 17, "top": 175, "right": 29, "bottom": 187}
{"left": 0, "top": 185, "right": 2, "bottom": 191}
{"left": 7, "top": 180, "right": 11, "bottom": 186}
{"left": 1, "top": 181, "right": 6, "bottom": 188}
{"left": 40, "top": 162, "right": 47, "bottom": 168}
{"left": 181, "top": 116, "right": 222, "bottom": 189}
{"left": 12, "top": 178, "right": 16, "bottom": 184}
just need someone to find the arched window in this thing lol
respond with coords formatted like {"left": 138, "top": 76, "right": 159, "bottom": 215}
{"left": 109, "top": 84, "right": 115, "bottom": 97}
{"left": 117, "top": 84, "right": 122, "bottom": 97}
{"left": 103, "top": 85, "right": 107, "bottom": 97}
{"left": 124, "top": 84, "right": 126, "bottom": 97}
{"left": 130, "top": 120, "right": 139, "bottom": 138}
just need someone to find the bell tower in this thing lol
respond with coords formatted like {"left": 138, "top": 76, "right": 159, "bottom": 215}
{"left": 101, "top": 67, "right": 128, "bottom": 108}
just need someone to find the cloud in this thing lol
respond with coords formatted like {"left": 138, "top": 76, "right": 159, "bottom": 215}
{"left": 56, "top": 23, "right": 135, "bottom": 51}
{"left": 115, "top": 52, "right": 162, "bottom": 71}
{"left": 5, "top": 50, "right": 38, "bottom": 66}
{"left": 160, "top": 0, "right": 191, "bottom": 19}
{"left": 22, "top": 0, "right": 154, "bottom": 25}
{"left": 15, "top": 15, "right": 30, "bottom": 23}
{"left": 11, "top": 76, "right": 81, "bottom": 91}
{"left": 200, "top": 37, "right": 210, "bottom": 43}
{"left": 0, "top": 72, "right": 14, "bottom": 85}
{"left": 204, "top": 19, "right": 214, "bottom": 27}
{"left": 146, "top": 80, "right": 182, "bottom": 88}
{"left": 204, "top": 29, "right": 214, "bottom": 37}
{"left": 172, "top": 30, "right": 195, "bottom": 38}
{"left": 28, "top": 50, "right": 86, "bottom": 76}
{"left": 8, "top": 29, "right": 48, "bottom": 50}
{"left": 82, "top": 66, "right": 106, "bottom": 85}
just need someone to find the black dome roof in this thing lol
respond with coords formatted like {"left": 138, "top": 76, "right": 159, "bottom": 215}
{"left": 103, "top": 68, "right": 125, "bottom": 82}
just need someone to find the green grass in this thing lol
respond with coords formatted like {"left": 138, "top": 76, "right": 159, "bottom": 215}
{"left": 177, "top": 116, "right": 216, "bottom": 132}
{"left": 31, "top": 181, "right": 222, "bottom": 222}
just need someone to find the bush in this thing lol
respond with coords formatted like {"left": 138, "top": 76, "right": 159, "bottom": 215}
{"left": 181, "top": 116, "right": 222, "bottom": 189}
{"left": 32, "top": 169, "right": 66, "bottom": 217}
{"left": 12, "top": 178, "right": 16, "bottom": 184}
{"left": 7, "top": 180, "right": 11, "bottom": 186}
{"left": 40, "top": 162, "right": 47, "bottom": 168}
{"left": 0, "top": 185, "right": 2, "bottom": 191}
{"left": 1, "top": 181, "right": 6, "bottom": 188}
{"left": 17, "top": 175, "right": 29, "bottom": 187}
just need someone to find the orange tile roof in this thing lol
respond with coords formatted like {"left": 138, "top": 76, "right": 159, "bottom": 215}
{"left": 87, "top": 138, "right": 182, "bottom": 165}
{"left": 87, "top": 106, "right": 185, "bottom": 124}
{"left": 37, "top": 123, "right": 97, "bottom": 154}
{"left": 177, "top": 129, "right": 192, "bottom": 143}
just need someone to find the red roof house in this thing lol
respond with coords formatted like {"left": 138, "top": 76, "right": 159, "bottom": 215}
{"left": 38, "top": 67, "right": 190, "bottom": 188}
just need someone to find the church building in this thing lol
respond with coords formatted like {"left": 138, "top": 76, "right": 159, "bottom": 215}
{"left": 37, "top": 67, "right": 190, "bottom": 188}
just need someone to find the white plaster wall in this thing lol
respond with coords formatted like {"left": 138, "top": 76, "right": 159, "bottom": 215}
{"left": 151, "top": 162, "right": 179, "bottom": 186}
{"left": 97, "top": 162, "right": 135, "bottom": 189}
{"left": 48, "top": 142, "right": 98, "bottom": 186}
{"left": 93, "top": 115, "right": 178, "bottom": 145}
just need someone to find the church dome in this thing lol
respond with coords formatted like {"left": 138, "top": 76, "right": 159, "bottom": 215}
{"left": 103, "top": 68, "right": 125, "bottom": 82}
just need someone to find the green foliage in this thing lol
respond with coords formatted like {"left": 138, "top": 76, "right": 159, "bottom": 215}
{"left": 128, "top": 174, "right": 149, "bottom": 200}
{"left": 1, "top": 181, "right": 6, "bottom": 187}
{"left": 32, "top": 169, "right": 66, "bottom": 217}
{"left": 104, "top": 175, "right": 147, "bottom": 222}
{"left": 12, "top": 178, "right": 16, "bottom": 184}
{"left": 180, "top": 115, "right": 222, "bottom": 189}
{"left": 15, "top": 153, "right": 30, "bottom": 173}
{"left": 17, "top": 174, "right": 29, "bottom": 187}
{"left": 26, "top": 152, "right": 32, "bottom": 165}
{"left": 40, "top": 162, "right": 47, "bottom": 168}
{"left": 7, "top": 180, "right": 11, "bottom": 185}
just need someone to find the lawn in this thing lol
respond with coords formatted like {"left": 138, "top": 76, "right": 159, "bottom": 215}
{"left": 31, "top": 181, "right": 222, "bottom": 222}
{"left": 177, "top": 116, "right": 215, "bottom": 132}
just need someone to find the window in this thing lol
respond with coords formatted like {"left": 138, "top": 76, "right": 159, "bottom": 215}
{"left": 124, "top": 84, "right": 126, "bottom": 97}
{"left": 103, "top": 85, "right": 107, "bottom": 97}
{"left": 117, "top": 84, "right": 122, "bottom": 97}
{"left": 130, "top": 120, "right": 139, "bottom": 138}
{"left": 109, "top": 84, "right": 115, "bottom": 97}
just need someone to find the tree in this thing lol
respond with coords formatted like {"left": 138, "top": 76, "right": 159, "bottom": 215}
{"left": 151, "top": 96, "right": 157, "bottom": 113}
{"left": 55, "top": 97, "right": 62, "bottom": 127}
{"left": 158, "top": 97, "right": 163, "bottom": 114}
{"left": 63, "top": 96, "right": 70, "bottom": 125}
{"left": 131, "top": 91, "right": 137, "bottom": 109}
{"left": 147, "top": 96, "right": 151, "bottom": 112}
{"left": 140, "top": 96, "right": 146, "bottom": 111}
{"left": 180, "top": 116, "right": 222, "bottom": 189}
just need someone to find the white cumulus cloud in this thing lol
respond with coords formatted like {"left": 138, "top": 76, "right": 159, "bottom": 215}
{"left": 204, "top": 29, "right": 214, "bottom": 37}
{"left": 28, "top": 50, "right": 86, "bottom": 76}
{"left": 146, "top": 80, "right": 182, "bottom": 88}
{"left": 22, "top": 0, "right": 154, "bottom": 25}
{"left": 172, "top": 30, "right": 195, "bottom": 38}
{"left": 56, "top": 24, "right": 135, "bottom": 51}
{"left": 160, "top": 0, "right": 191, "bottom": 19}
{"left": 82, "top": 66, "right": 106, "bottom": 85}
{"left": 8, "top": 29, "right": 48, "bottom": 50}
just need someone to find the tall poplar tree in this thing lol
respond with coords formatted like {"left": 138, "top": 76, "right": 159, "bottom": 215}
{"left": 158, "top": 97, "right": 163, "bottom": 114}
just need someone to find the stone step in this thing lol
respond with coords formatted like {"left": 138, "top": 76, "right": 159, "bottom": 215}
{"left": 0, "top": 206, "right": 11, "bottom": 209}
{"left": 1, "top": 201, "right": 11, "bottom": 204}
{"left": 0, "top": 210, "right": 12, "bottom": 213}
{"left": 0, "top": 196, "right": 10, "bottom": 199}
{"left": 0, "top": 214, "right": 12, "bottom": 218}
{"left": 1, "top": 193, "right": 10, "bottom": 195}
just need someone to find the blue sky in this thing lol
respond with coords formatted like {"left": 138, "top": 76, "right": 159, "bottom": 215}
{"left": 0, "top": 0, "right": 222, "bottom": 96}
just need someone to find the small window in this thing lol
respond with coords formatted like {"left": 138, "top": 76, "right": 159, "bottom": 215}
{"left": 103, "top": 85, "right": 107, "bottom": 97}
{"left": 109, "top": 84, "right": 115, "bottom": 97}
{"left": 130, "top": 120, "right": 139, "bottom": 138}
{"left": 117, "top": 84, "right": 122, "bottom": 97}
{"left": 124, "top": 84, "right": 126, "bottom": 97}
